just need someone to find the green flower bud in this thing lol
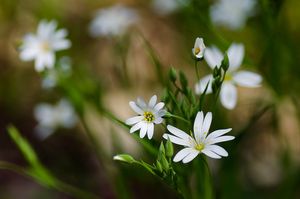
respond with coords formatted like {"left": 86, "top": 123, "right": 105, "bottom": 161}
{"left": 168, "top": 67, "right": 177, "bottom": 82}
{"left": 165, "top": 138, "right": 174, "bottom": 158}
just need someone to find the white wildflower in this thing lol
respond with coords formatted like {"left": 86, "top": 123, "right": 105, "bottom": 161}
{"left": 126, "top": 95, "right": 165, "bottom": 139}
{"left": 195, "top": 43, "right": 262, "bottom": 110}
{"left": 34, "top": 99, "right": 77, "bottom": 139}
{"left": 192, "top": 37, "right": 206, "bottom": 59}
{"left": 210, "top": 0, "right": 256, "bottom": 30}
{"left": 19, "top": 20, "right": 71, "bottom": 72}
{"left": 163, "top": 111, "right": 234, "bottom": 163}
{"left": 89, "top": 5, "right": 138, "bottom": 37}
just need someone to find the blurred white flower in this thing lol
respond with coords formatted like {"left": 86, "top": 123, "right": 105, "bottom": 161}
{"left": 195, "top": 43, "right": 262, "bottom": 110}
{"left": 19, "top": 20, "right": 71, "bottom": 72}
{"left": 163, "top": 111, "right": 234, "bottom": 163}
{"left": 125, "top": 95, "right": 165, "bottom": 139}
{"left": 89, "top": 5, "right": 138, "bottom": 37}
{"left": 192, "top": 37, "right": 206, "bottom": 59}
{"left": 34, "top": 99, "right": 77, "bottom": 139}
{"left": 210, "top": 0, "right": 256, "bottom": 30}
{"left": 151, "top": 0, "right": 190, "bottom": 15}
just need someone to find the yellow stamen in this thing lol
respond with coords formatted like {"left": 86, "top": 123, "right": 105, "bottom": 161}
{"left": 143, "top": 111, "right": 155, "bottom": 123}
{"left": 224, "top": 73, "right": 233, "bottom": 81}
{"left": 194, "top": 47, "right": 201, "bottom": 55}
{"left": 195, "top": 143, "right": 205, "bottom": 151}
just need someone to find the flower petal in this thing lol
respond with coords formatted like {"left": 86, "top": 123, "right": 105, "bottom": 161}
{"left": 205, "top": 145, "right": 228, "bottom": 157}
{"left": 182, "top": 150, "right": 199, "bottom": 163}
{"left": 154, "top": 102, "right": 164, "bottom": 112}
{"left": 227, "top": 43, "right": 244, "bottom": 71}
{"left": 194, "top": 111, "right": 204, "bottom": 142}
{"left": 147, "top": 123, "right": 154, "bottom": 139}
{"left": 202, "top": 149, "right": 221, "bottom": 159}
{"left": 173, "top": 148, "right": 195, "bottom": 162}
{"left": 163, "top": 134, "right": 191, "bottom": 147}
{"left": 125, "top": 116, "right": 144, "bottom": 125}
{"left": 206, "top": 128, "right": 232, "bottom": 141}
{"left": 195, "top": 75, "right": 213, "bottom": 95}
{"left": 148, "top": 95, "right": 157, "bottom": 108}
{"left": 209, "top": 135, "right": 235, "bottom": 144}
{"left": 136, "top": 97, "right": 147, "bottom": 108}
{"left": 167, "top": 125, "right": 190, "bottom": 140}
{"left": 130, "top": 122, "right": 143, "bottom": 133}
{"left": 154, "top": 117, "right": 163, "bottom": 124}
{"left": 129, "top": 101, "right": 144, "bottom": 115}
{"left": 233, "top": 71, "right": 262, "bottom": 87}
{"left": 204, "top": 46, "right": 223, "bottom": 69}
{"left": 139, "top": 122, "right": 148, "bottom": 138}
{"left": 220, "top": 82, "right": 237, "bottom": 110}
{"left": 202, "top": 112, "right": 212, "bottom": 136}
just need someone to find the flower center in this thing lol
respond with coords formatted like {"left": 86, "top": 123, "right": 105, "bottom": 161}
{"left": 195, "top": 143, "right": 205, "bottom": 151}
{"left": 195, "top": 47, "right": 201, "bottom": 55}
{"left": 41, "top": 41, "right": 50, "bottom": 52}
{"left": 224, "top": 73, "right": 233, "bottom": 82}
{"left": 143, "top": 111, "right": 155, "bottom": 123}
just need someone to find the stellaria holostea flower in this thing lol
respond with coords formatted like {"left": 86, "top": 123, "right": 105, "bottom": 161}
{"left": 192, "top": 37, "right": 206, "bottom": 59}
{"left": 151, "top": 0, "right": 190, "bottom": 15}
{"left": 126, "top": 95, "right": 165, "bottom": 139}
{"left": 210, "top": 0, "right": 256, "bottom": 30}
{"left": 89, "top": 5, "right": 138, "bottom": 37}
{"left": 34, "top": 99, "right": 77, "bottom": 139}
{"left": 163, "top": 111, "right": 234, "bottom": 163}
{"left": 19, "top": 20, "right": 71, "bottom": 72}
{"left": 195, "top": 43, "right": 262, "bottom": 109}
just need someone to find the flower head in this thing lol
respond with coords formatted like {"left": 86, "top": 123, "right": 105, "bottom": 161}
{"left": 192, "top": 37, "right": 206, "bottom": 59}
{"left": 89, "top": 5, "right": 138, "bottom": 37}
{"left": 195, "top": 43, "right": 262, "bottom": 109}
{"left": 19, "top": 20, "right": 71, "bottom": 72}
{"left": 210, "top": 0, "right": 256, "bottom": 30}
{"left": 126, "top": 95, "right": 165, "bottom": 139}
{"left": 34, "top": 99, "right": 77, "bottom": 139}
{"left": 163, "top": 111, "right": 234, "bottom": 163}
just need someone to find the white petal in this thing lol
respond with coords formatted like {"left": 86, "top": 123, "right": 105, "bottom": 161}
{"left": 20, "top": 48, "right": 38, "bottom": 61}
{"left": 35, "top": 55, "right": 46, "bottom": 72}
{"left": 205, "top": 145, "right": 228, "bottom": 157}
{"left": 167, "top": 125, "right": 190, "bottom": 140}
{"left": 173, "top": 148, "right": 195, "bottom": 162}
{"left": 154, "top": 102, "right": 164, "bottom": 111}
{"left": 206, "top": 128, "right": 232, "bottom": 141}
{"left": 233, "top": 71, "right": 262, "bottom": 87}
{"left": 43, "top": 52, "right": 55, "bottom": 69}
{"left": 153, "top": 117, "right": 163, "bottom": 124}
{"left": 195, "top": 75, "right": 213, "bottom": 95}
{"left": 209, "top": 135, "right": 235, "bottom": 144}
{"left": 130, "top": 122, "right": 143, "bottom": 133}
{"left": 227, "top": 43, "right": 244, "bottom": 71}
{"left": 182, "top": 150, "right": 199, "bottom": 163}
{"left": 129, "top": 101, "right": 144, "bottom": 115}
{"left": 202, "top": 149, "right": 221, "bottom": 159}
{"left": 136, "top": 98, "right": 147, "bottom": 108}
{"left": 204, "top": 46, "right": 223, "bottom": 69}
{"left": 147, "top": 123, "right": 154, "bottom": 139}
{"left": 125, "top": 116, "right": 144, "bottom": 125}
{"left": 148, "top": 95, "right": 157, "bottom": 108}
{"left": 220, "top": 82, "right": 237, "bottom": 110}
{"left": 193, "top": 111, "right": 204, "bottom": 142}
{"left": 202, "top": 112, "right": 212, "bottom": 136}
{"left": 139, "top": 122, "right": 148, "bottom": 138}
{"left": 52, "top": 40, "right": 71, "bottom": 51}
{"left": 163, "top": 134, "right": 191, "bottom": 147}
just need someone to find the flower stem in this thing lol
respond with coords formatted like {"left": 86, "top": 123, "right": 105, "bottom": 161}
{"left": 165, "top": 113, "right": 190, "bottom": 124}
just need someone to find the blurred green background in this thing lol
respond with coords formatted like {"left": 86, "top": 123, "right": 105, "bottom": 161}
{"left": 1, "top": 0, "right": 300, "bottom": 198}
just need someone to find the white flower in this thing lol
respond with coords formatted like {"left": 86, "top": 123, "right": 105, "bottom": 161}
{"left": 89, "top": 5, "right": 138, "bottom": 37}
{"left": 125, "top": 95, "right": 165, "bottom": 139}
{"left": 210, "top": 0, "right": 256, "bottom": 30}
{"left": 19, "top": 20, "right": 71, "bottom": 72}
{"left": 163, "top": 111, "right": 234, "bottom": 163}
{"left": 34, "top": 99, "right": 77, "bottom": 139}
{"left": 151, "top": 0, "right": 190, "bottom": 15}
{"left": 195, "top": 43, "right": 262, "bottom": 110}
{"left": 192, "top": 37, "right": 206, "bottom": 59}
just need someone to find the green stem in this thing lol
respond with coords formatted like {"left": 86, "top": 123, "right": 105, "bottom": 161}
{"left": 165, "top": 113, "right": 191, "bottom": 124}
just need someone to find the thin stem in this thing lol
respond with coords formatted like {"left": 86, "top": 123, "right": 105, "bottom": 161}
{"left": 165, "top": 113, "right": 190, "bottom": 124}
{"left": 194, "top": 60, "right": 200, "bottom": 81}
